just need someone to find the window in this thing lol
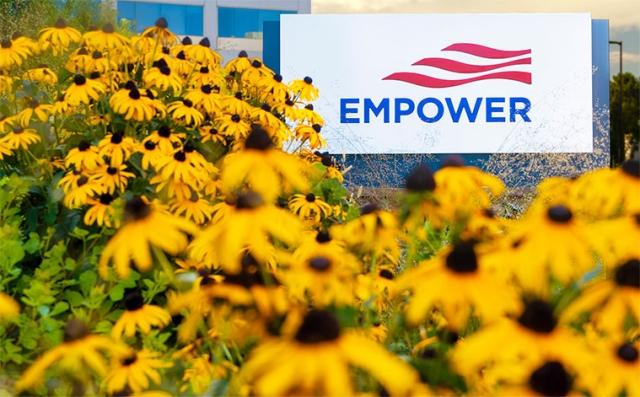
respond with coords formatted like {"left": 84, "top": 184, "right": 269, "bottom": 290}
{"left": 218, "top": 7, "right": 294, "bottom": 38}
{"left": 117, "top": 1, "right": 203, "bottom": 36}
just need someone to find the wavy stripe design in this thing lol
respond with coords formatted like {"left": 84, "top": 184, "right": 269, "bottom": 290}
{"left": 442, "top": 43, "right": 531, "bottom": 59}
{"left": 412, "top": 57, "right": 531, "bottom": 73}
{"left": 382, "top": 71, "right": 532, "bottom": 88}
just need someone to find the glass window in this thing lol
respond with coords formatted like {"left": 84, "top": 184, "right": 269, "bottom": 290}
{"left": 218, "top": 7, "right": 295, "bottom": 38}
{"left": 117, "top": 1, "right": 203, "bottom": 36}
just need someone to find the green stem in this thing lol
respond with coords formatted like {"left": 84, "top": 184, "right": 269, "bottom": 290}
{"left": 152, "top": 246, "right": 178, "bottom": 287}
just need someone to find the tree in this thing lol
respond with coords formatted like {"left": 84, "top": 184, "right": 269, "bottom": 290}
{"left": 610, "top": 72, "right": 640, "bottom": 159}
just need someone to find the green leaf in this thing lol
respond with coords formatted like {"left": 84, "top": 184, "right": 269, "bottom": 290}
{"left": 64, "top": 290, "right": 84, "bottom": 307}
{"left": 50, "top": 301, "right": 69, "bottom": 316}
{"left": 109, "top": 284, "right": 125, "bottom": 301}
{"left": 23, "top": 232, "right": 42, "bottom": 254}
{"left": 79, "top": 271, "right": 97, "bottom": 296}
{"left": 0, "top": 240, "right": 25, "bottom": 269}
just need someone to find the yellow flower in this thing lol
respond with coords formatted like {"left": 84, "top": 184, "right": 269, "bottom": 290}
{"left": 99, "top": 196, "right": 198, "bottom": 278}
{"left": 104, "top": 349, "right": 172, "bottom": 394}
{"left": 241, "top": 59, "right": 272, "bottom": 85}
{"left": 39, "top": 18, "right": 82, "bottom": 54}
{"left": 396, "top": 241, "right": 519, "bottom": 328}
{"left": 581, "top": 340, "right": 640, "bottom": 396}
{"left": 224, "top": 50, "right": 252, "bottom": 75}
{"left": 289, "top": 76, "right": 319, "bottom": 101}
{"left": 97, "top": 132, "right": 137, "bottom": 166}
{"left": 15, "top": 98, "right": 53, "bottom": 125}
{"left": 168, "top": 99, "right": 204, "bottom": 126}
{"left": 0, "top": 36, "right": 34, "bottom": 69}
{"left": 142, "top": 125, "right": 185, "bottom": 155}
{"left": 65, "top": 140, "right": 102, "bottom": 171}
{"left": 189, "top": 191, "right": 302, "bottom": 272}
{"left": 143, "top": 59, "right": 183, "bottom": 92}
{"left": 221, "top": 125, "right": 310, "bottom": 201}
{"left": 588, "top": 214, "right": 640, "bottom": 266}
{"left": 62, "top": 175, "right": 102, "bottom": 208}
{"left": 184, "top": 37, "right": 222, "bottom": 65}
{"left": 218, "top": 113, "right": 251, "bottom": 140}
{"left": 1, "top": 126, "right": 41, "bottom": 150}
{"left": 238, "top": 310, "right": 420, "bottom": 396}
{"left": 0, "top": 292, "right": 19, "bottom": 320}
{"left": 111, "top": 291, "right": 171, "bottom": 339}
{"left": 185, "top": 84, "right": 223, "bottom": 115}
{"left": 84, "top": 193, "right": 119, "bottom": 228}
{"left": 199, "top": 125, "right": 227, "bottom": 145}
{"left": 298, "top": 103, "right": 325, "bottom": 125}
{"left": 140, "top": 17, "right": 177, "bottom": 47}
{"left": 82, "top": 23, "right": 129, "bottom": 51}
{"left": 222, "top": 93, "right": 253, "bottom": 118}
{"left": 258, "top": 73, "right": 290, "bottom": 104}
{"left": 110, "top": 86, "right": 162, "bottom": 121}
{"left": 0, "top": 140, "right": 13, "bottom": 160}
{"left": 189, "top": 64, "right": 226, "bottom": 87}
{"left": 22, "top": 65, "right": 58, "bottom": 85}
{"left": 16, "top": 319, "right": 129, "bottom": 391}
{"left": 89, "top": 163, "right": 135, "bottom": 194}
{"left": 288, "top": 193, "right": 333, "bottom": 223}
{"left": 153, "top": 150, "right": 209, "bottom": 189}
{"left": 138, "top": 140, "right": 165, "bottom": 170}
{"left": 561, "top": 258, "right": 639, "bottom": 335}
{"left": 170, "top": 194, "right": 215, "bottom": 225}
{"left": 294, "top": 123, "right": 326, "bottom": 149}
{"left": 65, "top": 74, "right": 106, "bottom": 106}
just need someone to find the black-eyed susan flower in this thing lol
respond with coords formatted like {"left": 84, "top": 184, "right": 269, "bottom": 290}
{"left": 99, "top": 196, "right": 198, "bottom": 278}
{"left": 561, "top": 258, "right": 639, "bottom": 334}
{"left": 582, "top": 340, "right": 640, "bottom": 396}
{"left": 104, "top": 349, "right": 172, "bottom": 394}
{"left": 224, "top": 50, "right": 252, "bottom": 75}
{"left": 184, "top": 84, "right": 223, "bottom": 115}
{"left": 238, "top": 310, "right": 420, "bottom": 396}
{"left": 142, "top": 125, "right": 184, "bottom": 155}
{"left": 396, "top": 241, "right": 519, "bottom": 329}
{"left": 189, "top": 65, "right": 225, "bottom": 88}
{"left": 273, "top": 98, "right": 302, "bottom": 121}
{"left": 295, "top": 123, "right": 326, "bottom": 149}
{"left": 65, "top": 74, "right": 106, "bottom": 106}
{"left": 110, "top": 86, "right": 162, "bottom": 121}
{"left": 170, "top": 193, "right": 215, "bottom": 225}
{"left": 288, "top": 193, "right": 333, "bottom": 223}
{"left": 258, "top": 73, "right": 290, "bottom": 104}
{"left": 0, "top": 36, "right": 33, "bottom": 69}
{"left": 189, "top": 191, "right": 302, "bottom": 272}
{"left": 112, "top": 291, "right": 172, "bottom": 339}
{"left": 15, "top": 319, "right": 129, "bottom": 391}
{"left": 62, "top": 175, "right": 102, "bottom": 208}
{"left": 218, "top": 113, "right": 251, "bottom": 140}
{"left": 199, "top": 125, "right": 226, "bottom": 145}
{"left": 452, "top": 299, "right": 591, "bottom": 383}
{"left": 140, "top": 18, "right": 177, "bottom": 47}
{"left": 15, "top": 98, "right": 53, "bottom": 125}
{"left": 153, "top": 149, "right": 209, "bottom": 189}
{"left": 298, "top": 103, "right": 325, "bottom": 125}
{"left": 84, "top": 193, "right": 119, "bottom": 228}
{"left": 138, "top": 140, "right": 165, "bottom": 170}
{"left": 97, "top": 131, "right": 137, "bottom": 166}
{"left": 82, "top": 23, "right": 129, "bottom": 51}
{"left": 143, "top": 59, "right": 183, "bottom": 92}
{"left": 221, "top": 125, "right": 310, "bottom": 201}
{"left": 289, "top": 76, "right": 319, "bottom": 101}
{"left": 0, "top": 141, "right": 13, "bottom": 160}
{"left": 65, "top": 140, "right": 102, "bottom": 170}
{"left": 1, "top": 126, "right": 41, "bottom": 150}
{"left": 222, "top": 92, "right": 253, "bottom": 118}
{"left": 497, "top": 359, "right": 575, "bottom": 397}
{"left": 589, "top": 213, "right": 640, "bottom": 266}
{"left": 241, "top": 59, "right": 272, "bottom": 85}
{"left": 184, "top": 37, "right": 222, "bottom": 65}
{"left": 90, "top": 163, "right": 135, "bottom": 194}
{"left": 0, "top": 292, "right": 19, "bottom": 320}
{"left": 168, "top": 99, "right": 204, "bottom": 126}
{"left": 22, "top": 65, "right": 58, "bottom": 85}
{"left": 38, "top": 18, "right": 82, "bottom": 54}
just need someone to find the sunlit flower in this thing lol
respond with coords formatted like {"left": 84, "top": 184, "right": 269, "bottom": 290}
{"left": 168, "top": 99, "right": 204, "bottom": 126}
{"left": 65, "top": 74, "right": 106, "bottom": 106}
{"left": 22, "top": 65, "right": 58, "bottom": 85}
{"left": 112, "top": 291, "right": 172, "bottom": 339}
{"left": 0, "top": 36, "right": 34, "bottom": 69}
{"left": 38, "top": 19, "right": 82, "bottom": 54}
{"left": 1, "top": 126, "right": 41, "bottom": 150}
{"left": 97, "top": 132, "right": 137, "bottom": 166}
{"left": 143, "top": 59, "right": 183, "bottom": 92}
{"left": 65, "top": 140, "right": 102, "bottom": 170}
{"left": 288, "top": 193, "right": 333, "bottom": 223}
{"left": 184, "top": 37, "right": 222, "bottom": 65}
{"left": 84, "top": 193, "right": 119, "bottom": 228}
{"left": 140, "top": 18, "right": 177, "bottom": 47}
{"left": 289, "top": 76, "right": 319, "bottom": 101}
{"left": 82, "top": 23, "right": 129, "bottom": 51}
{"left": 90, "top": 163, "right": 135, "bottom": 193}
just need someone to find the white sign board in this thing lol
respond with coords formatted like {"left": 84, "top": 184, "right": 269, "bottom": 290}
{"left": 281, "top": 14, "right": 593, "bottom": 154}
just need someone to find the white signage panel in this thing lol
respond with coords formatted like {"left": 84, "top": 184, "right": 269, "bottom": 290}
{"left": 281, "top": 14, "right": 593, "bottom": 154}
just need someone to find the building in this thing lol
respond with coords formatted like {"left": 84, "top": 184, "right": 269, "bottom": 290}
{"left": 115, "top": 0, "right": 310, "bottom": 63}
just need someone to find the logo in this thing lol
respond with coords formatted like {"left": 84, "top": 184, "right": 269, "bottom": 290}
{"left": 382, "top": 43, "right": 532, "bottom": 88}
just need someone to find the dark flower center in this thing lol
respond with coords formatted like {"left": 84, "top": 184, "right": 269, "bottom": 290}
{"left": 77, "top": 176, "right": 88, "bottom": 186}
{"left": 145, "top": 89, "right": 155, "bottom": 100}
{"left": 181, "top": 36, "right": 192, "bottom": 45}
{"left": 159, "top": 66, "right": 171, "bottom": 75}
{"left": 379, "top": 269, "right": 395, "bottom": 280}
{"left": 201, "top": 84, "right": 212, "bottom": 94}
{"left": 547, "top": 205, "right": 573, "bottom": 223}
{"left": 231, "top": 114, "right": 241, "bottom": 122}
{"left": 321, "top": 153, "right": 334, "bottom": 167}
{"left": 617, "top": 342, "right": 639, "bottom": 362}
{"left": 303, "top": 76, "right": 313, "bottom": 84}
{"left": 305, "top": 104, "right": 314, "bottom": 110}
{"left": 106, "top": 166, "right": 118, "bottom": 175}
{"left": 295, "top": 310, "right": 340, "bottom": 344}
{"left": 274, "top": 73, "right": 283, "bottom": 82}
{"left": 622, "top": 160, "right": 640, "bottom": 178}
{"left": 285, "top": 99, "right": 294, "bottom": 106}
{"left": 0, "top": 39, "right": 11, "bottom": 48}
{"left": 614, "top": 259, "right": 640, "bottom": 288}
{"left": 73, "top": 74, "right": 86, "bottom": 85}
{"left": 89, "top": 71, "right": 101, "bottom": 79}
{"left": 120, "top": 354, "right": 137, "bottom": 366}
{"left": 305, "top": 193, "right": 316, "bottom": 202}
{"left": 312, "top": 124, "right": 322, "bottom": 133}
{"left": 124, "top": 80, "right": 137, "bottom": 90}
{"left": 308, "top": 256, "right": 331, "bottom": 272}
{"left": 442, "top": 155, "right": 465, "bottom": 168}
{"left": 528, "top": 361, "right": 572, "bottom": 397}
{"left": 405, "top": 164, "right": 436, "bottom": 192}
{"left": 78, "top": 47, "right": 89, "bottom": 55}
{"left": 99, "top": 193, "right": 114, "bottom": 205}
{"left": 110, "top": 133, "right": 124, "bottom": 144}
{"left": 183, "top": 99, "right": 193, "bottom": 107}
{"left": 102, "top": 23, "right": 115, "bottom": 33}
{"left": 128, "top": 89, "right": 141, "bottom": 99}
{"left": 162, "top": 46, "right": 170, "bottom": 54}
{"left": 92, "top": 50, "right": 103, "bottom": 59}
{"left": 174, "top": 151, "right": 186, "bottom": 162}
{"left": 360, "top": 203, "right": 379, "bottom": 215}
{"left": 261, "top": 103, "right": 271, "bottom": 112}
{"left": 199, "top": 37, "right": 210, "bottom": 47}
{"left": 63, "top": 319, "right": 89, "bottom": 342}
{"left": 155, "top": 17, "right": 168, "bottom": 29}
{"left": 177, "top": 51, "right": 186, "bottom": 60}
{"left": 144, "top": 140, "right": 156, "bottom": 150}
{"left": 236, "top": 191, "right": 263, "bottom": 209}
{"left": 124, "top": 292, "right": 144, "bottom": 311}
{"left": 244, "top": 125, "right": 273, "bottom": 151}
{"left": 55, "top": 18, "right": 67, "bottom": 28}
{"left": 445, "top": 241, "right": 478, "bottom": 273}
{"left": 200, "top": 66, "right": 209, "bottom": 74}
{"left": 483, "top": 208, "right": 496, "bottom": 218}
{"left": 12, "top": 126, "right": 24, "bottom": 134}
{"left": 518, "top": 300, "right": 557, "bottom": 333}
{"left": 125, "top": 196, "right": 151, "bottom": 221}
{"left": 78, "top": 140, "right": 91, "bottom": 151}
{"left": 158, "top": 125, "right": 171, "bottom": 138}
{"left": 252, "top": 60, "right": 262, "bottom": 68}
{"left": 315, "top": 230, "right": 331, "bottom": 243}
{"left": 238, "top": 50, "right": 248, "bottom": 57}
{"left": 234, "top": 91, "right": 243, "bottom": 100}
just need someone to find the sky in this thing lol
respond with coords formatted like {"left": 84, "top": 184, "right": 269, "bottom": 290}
{"left": 312, "top": 0, "right": 640, "bottom": 78}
